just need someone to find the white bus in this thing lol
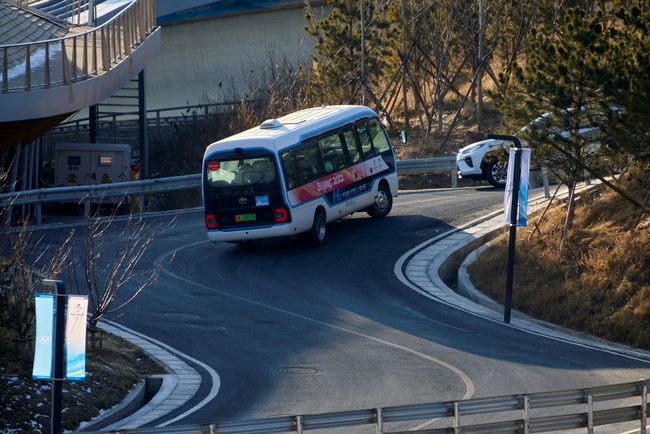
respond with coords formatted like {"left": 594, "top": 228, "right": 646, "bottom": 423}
{"left": 202, "top": 105, "right": 398, "bottom": 245}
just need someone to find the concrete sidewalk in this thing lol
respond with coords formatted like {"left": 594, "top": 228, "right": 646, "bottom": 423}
{"left": 79, "top": 320, "right": 204, "bottom": 431}
{"left": 398, "top": 183, "right": 650, "bottom": 364}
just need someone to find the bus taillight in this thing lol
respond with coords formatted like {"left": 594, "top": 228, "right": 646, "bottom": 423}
{"left": 205, "top": 214, "right": 219, "bottom": 229}
{"left": 273, "top": 208, "right": 288, "bottom": 223}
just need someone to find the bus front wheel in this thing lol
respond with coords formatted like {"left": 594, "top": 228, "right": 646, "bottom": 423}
{"left": 367, "top": 184, "right": 393, "bottom": 218}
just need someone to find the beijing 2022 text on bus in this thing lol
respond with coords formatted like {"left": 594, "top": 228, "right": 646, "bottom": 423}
{"left": 202, "top": 105, "right": 398, "bottom": 245}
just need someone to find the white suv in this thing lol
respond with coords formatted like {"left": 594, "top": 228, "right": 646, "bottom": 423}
{"left": 456, "top": 139, "right": 507, "bottom": 187}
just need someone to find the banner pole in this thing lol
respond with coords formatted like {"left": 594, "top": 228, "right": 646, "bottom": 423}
{"left": 486, "top": 134, "right": 524, "bottom": 324}
{"left": 44, "top": 279, "right": 66, "bottom": 434}
{"left": 503, "top": 148, "right": 522, "bottom": 324}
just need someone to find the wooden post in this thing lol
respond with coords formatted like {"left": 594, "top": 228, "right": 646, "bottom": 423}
{"left": 400, "top": 0, "right": 409, "bottom": 129}
{"left": 477, "top": 0, "right": 484, "bottom": 131}
{"left": 360, "top": 0, "right": 366, "bottom": 105}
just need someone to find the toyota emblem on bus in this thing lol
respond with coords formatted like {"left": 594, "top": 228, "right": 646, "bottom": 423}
{"left": 238, "top": 197, "right": 248, "bottom": 205}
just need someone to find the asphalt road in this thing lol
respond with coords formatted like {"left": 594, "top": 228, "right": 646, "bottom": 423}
{"left": 27, "top": 186, "right": 650, "bottom": 430}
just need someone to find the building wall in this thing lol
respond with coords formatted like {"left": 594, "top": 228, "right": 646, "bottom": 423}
{"left": 145, "top": 7, "right": 317, "bottom": 109}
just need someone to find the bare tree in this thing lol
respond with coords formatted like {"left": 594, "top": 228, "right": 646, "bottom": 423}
{"left": 0, "top": 209, "right": 74, "bottom": 354}
{"left": 67, "top": 201, "right": 175, "bottom": 348}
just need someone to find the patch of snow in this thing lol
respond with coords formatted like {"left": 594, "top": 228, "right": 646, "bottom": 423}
{"left": 0, "top": 44, "right": 63, "bottom": 81}
{"left": 77, "top": 406, "right": 110, "bottom": 430}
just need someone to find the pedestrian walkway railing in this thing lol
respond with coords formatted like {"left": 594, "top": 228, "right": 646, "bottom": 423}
{"left": 84, "top": 379, "right": 648, "bottom": 433}
{"left": 0, "top": 0, "right": 156, "bottom": 92}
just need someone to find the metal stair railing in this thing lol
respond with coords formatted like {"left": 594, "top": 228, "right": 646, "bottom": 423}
{"left": 0, "top": 0, "right": 156, "bottom": 93}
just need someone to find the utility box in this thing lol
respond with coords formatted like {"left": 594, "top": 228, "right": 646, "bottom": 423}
{"left": 54, "top": 143, "right": 131, "bottom": 187}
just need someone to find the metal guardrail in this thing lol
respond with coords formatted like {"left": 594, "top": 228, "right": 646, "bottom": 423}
{"left": 0, "top": 0, "right": 156, "bottom": 92}
{"left": 1, "top": 173, "right": 201, "bottom": 207}
{"left": 83, "top": 379, "right": 648, "bottom": 434}
{"left": 0, "top": 158, "right": 459, "bottom": 225}
{"left": 398, "top": 157, "right": 457, "bottom": 174}
{"left": 0, "top": 173, "right": 200, "bottom": 224}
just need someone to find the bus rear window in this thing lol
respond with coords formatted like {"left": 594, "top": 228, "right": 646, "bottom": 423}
{"left": 206, "top": 156, "right": 277, "bottom": 187}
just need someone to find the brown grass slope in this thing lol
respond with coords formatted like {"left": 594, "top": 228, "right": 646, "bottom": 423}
{"left": 0, "top": 330, "right": 164, "bottom": 433}
{"left": 469, "top": 181, "right": 650, "bottom": 348}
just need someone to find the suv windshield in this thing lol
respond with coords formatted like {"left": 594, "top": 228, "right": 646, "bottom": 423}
{"left": 206, "top": 156, "right": 277, "bottom": 188}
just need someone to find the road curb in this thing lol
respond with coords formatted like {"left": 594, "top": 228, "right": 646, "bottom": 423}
{"left": 86, "top": 320, "right": 202, "bottom": 430}
{"left": 399, "top": 183, "right": 650, "bottom": 364}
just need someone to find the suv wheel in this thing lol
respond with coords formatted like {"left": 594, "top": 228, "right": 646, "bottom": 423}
{"left": 484, "top": 159, "right": 507, "bottom": 188}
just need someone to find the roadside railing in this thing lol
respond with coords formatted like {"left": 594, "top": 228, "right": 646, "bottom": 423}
{"left": 83, "top": 379, "right": 648, "bottom": 434}
{"left": 0, "top": 173, "right": 200, "bottom": 224}
{"left": 0, "top": 0, "right": 156, "bottom": 92}
{"left": 0, "top": 159, "right": 458, "bottom": 225}
{"left": 398, "top": 157, "right": 458, "bottom": 187}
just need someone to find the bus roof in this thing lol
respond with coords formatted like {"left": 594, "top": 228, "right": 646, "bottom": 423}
{"left": 204, "top": 105, "right": 378, "bottom": 157}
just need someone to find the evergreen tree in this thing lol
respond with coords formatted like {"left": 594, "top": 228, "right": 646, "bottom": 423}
{"left": 498, "top": 3, "right": 649, "bottom": 253}
{"left": 305, "top": 0, "right": 395, "bottom": 105}
{"left": 600, "top": 6, "right": 650, "bottom": 193}
{"left": 497, "top": 6, "right": 620, "bottom": 254}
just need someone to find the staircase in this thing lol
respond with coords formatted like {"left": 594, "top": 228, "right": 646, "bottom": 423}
{"left": 0, "top": 0, "right": 160, "bottom": 149}
{"left": 0, "top": 0, "right": 160, "bottom": 225}
{"left": 29, "top": 0, "right": 131, "bottom": 25}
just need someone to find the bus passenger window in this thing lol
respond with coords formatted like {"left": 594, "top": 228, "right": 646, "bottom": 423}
{"left": 319, "top": 132, "right": 347, "bottom": 173}
{"left": 367, "top": 119, "right": 391, "bottom": 154}
{"left": 342, "top": 128, "right": 361, "bottom": 164}
{"left": 283, "top": 142, "right": 324, "bottom": 187}
{"left": 357, "top": 122, "right": 378, "bottom": 159}
{"left": 281, "top": 151, "right": 297, "bottom": 189}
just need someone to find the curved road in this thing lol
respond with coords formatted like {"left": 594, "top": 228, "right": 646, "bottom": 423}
{"left": 34, "top": 186, "right": 650, "bottom": 429}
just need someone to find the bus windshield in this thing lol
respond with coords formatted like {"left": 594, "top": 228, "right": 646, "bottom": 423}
{"left": 206, "top": 156, "right": 277, "bottom": 188}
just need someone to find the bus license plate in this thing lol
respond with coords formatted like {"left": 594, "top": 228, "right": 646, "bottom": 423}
{"left": 235, "top": 213, "right": 256, "bottom": 222}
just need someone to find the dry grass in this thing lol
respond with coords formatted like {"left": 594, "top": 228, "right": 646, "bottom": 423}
{"left": 469, "top": 181, "right": 650, "bottom": 348}
{"left": 0, "top": 329, "right": 165, "bottom": 433}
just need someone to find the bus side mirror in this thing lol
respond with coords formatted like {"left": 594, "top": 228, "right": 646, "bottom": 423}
{"left": 399, "top": 130, "right": 407, "bottom": 144}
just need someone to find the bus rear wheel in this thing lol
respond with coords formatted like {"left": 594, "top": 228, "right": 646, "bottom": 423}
{"left": 306, "top": 209, "right": 327, "bottom": 245}
{"left": 367, "top": 184, "right": 392, "bottom": 218}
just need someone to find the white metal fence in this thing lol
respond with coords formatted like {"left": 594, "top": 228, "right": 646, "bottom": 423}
{"left": 83, "top": 379, "right": 648, "bottom": 434}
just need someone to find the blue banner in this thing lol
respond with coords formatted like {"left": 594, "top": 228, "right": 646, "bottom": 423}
{"left": 33, "top": 294, "right": 55, "bottom": 380}
{"left": 518, "top": 149, "right": 531, "bottom": 227}
{"left": 65, "top": 296, "right": 88, "bottom": 380}
{"left": 504, "top": 148, "right": 531, "bottom": 227}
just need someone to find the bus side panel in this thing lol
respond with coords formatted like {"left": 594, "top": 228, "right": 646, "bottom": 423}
{"left": 291, "top": 200, "right": 323, "bottom": 233}
{"left": 386, "top": 173, "right": 399, "bottom": 196}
